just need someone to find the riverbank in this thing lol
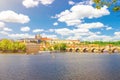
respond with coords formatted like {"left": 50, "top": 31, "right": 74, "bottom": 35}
{"left": 0, "top": 50, "right": 119, "bottom": 54}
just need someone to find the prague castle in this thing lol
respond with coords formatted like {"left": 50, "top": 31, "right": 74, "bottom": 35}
{"left": 18, "top": 34, "right": 80, "bottom": 44}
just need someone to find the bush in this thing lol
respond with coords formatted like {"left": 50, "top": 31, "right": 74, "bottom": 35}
{"left": 0, "top": 39, "right": 26, "bottom": 53}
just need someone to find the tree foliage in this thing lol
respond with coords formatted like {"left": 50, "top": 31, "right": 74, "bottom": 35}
{"left": 48, "top": 43, "right": 67, "bottom": 51}
{"left": 93, "top": 0, "right": 120, "bottom": 11}
{"left": 59, "top": 43, "right": 67, "bottom": 51}
{"left": 0, "top": 39, "right": 26, "bottom": 53}
{"left": 82, "top": 41, "right": 120, "bottom": 46}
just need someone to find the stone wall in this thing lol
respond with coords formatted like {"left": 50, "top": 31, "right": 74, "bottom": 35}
{"left": 26, "top": 43, "right": 40, "bottom": 53}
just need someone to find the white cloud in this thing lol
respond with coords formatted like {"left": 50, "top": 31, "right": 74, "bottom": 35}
{"left": 41, "top": 33, "right": 57, "bottom": 39}
{"left": 33, "top": 29, "right": 44, "bottom": 33}
{"left": 54, "top": 4, "right": 110, "bottom": 26}
{"left": 51, "top": 26, "right": 112, "bottom": 41}
{"left": 50, "top": 1, "right": 112, "bottom": 41}
{"left": 78, "top": 0, "right": 93, "bottom": 5}
{"left": 0, "top": 10, "right": 30, "bottom": 24}
{"left": 66, "top": 19, "right": 82, "bottom": 26}
{"left": 55, "top": 28, "right": 73, "bottom": 36}
{"left": 0, "top": 22, "right": 5, "bottom": 29}
{"left": 54, "top": 28, "right": 120, "bottom": 41}
{"left": 23, "top": 0, "right": 54, "bottom": 8}
{"left": 67, "top": 36, "right": 81, "bottom": 40}
{"left": 69, "top": 0, "right": 93, "bottom": 6}
{"left": 65, "top": 30, "right": 120, "bottom": 41}
{"left": 0, "top": 22, "right": 12, "bottom": 32}
{"left": 54, "top": 27, "right": 91, "bottom": 36}
{"left": 73, "top": 28, "right": 89, "bottom": 33}
{"left": 82, "top": 34, "right": 112, "bottom": 41}
{"left": 8, "top": 33, "right": 34, "bottom": 38}
{"left": 53, "top": 22, "right": 105, "bottom": 37}
{"left": 77, "top": 22, "right": 104, "bottom": 29}
{"left": 21, "top": 26, "right": 30, "bottom": 32}
{"left": 68, "top": 1, "right": 75, "bottom": 5}
{"left": 106, "top": 27, "right": 112, "bottom": 30}
{"left": 112, "top": 35, "right": 120, "bottom": 41}
{"left": 53, "top": 22, "right": 58, "bottom": 26}
{"left": 66, "top": 30, "right": 94, "bottom": 40}
{"left": 3, "top": 27, "right": 12, "bottom": 32}
{"left": 22, "top": 0, "right": 39, "bottom": 8}
{"left": 114, "top": 32, "right": 120, "bottom": 36}
{"left": 0, "top": 31, "right": 9, "bottom": 35}
{"left": 40, "top": 0, "right": 54, "bottom": 5}
{"left": 96, "top": 31, "right": 101, "bottom": 35}
{"left": 71, "top": 5, "right": 109, "bottom": 19}
{"left": 48, "top": 29, "right": 54, "bottom": 32}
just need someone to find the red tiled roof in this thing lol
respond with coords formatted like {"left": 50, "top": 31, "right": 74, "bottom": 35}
{"left": 41, "top": 37, "right": 52, "bottom": 41}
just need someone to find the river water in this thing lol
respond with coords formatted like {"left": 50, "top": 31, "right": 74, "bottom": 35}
{"left": 0, "top": 53, "right": 120, "bottom": 80}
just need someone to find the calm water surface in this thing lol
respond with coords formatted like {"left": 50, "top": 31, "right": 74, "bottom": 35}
{"left": 0, "top": 53, "right": 120, "bottom": 80}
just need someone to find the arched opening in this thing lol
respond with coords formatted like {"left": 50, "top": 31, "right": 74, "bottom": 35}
{"left": 101, "top": 48, "right": 108, "bottom": 53}
{"left": 76, "top": 48, "right": 80, "bottom": 52}
{"left": 91, "top": 48, "right": 95, "bottom": 53}
{"left": 101, "top": 48, "right": 105, "bottom": 53}
{"left": 69, "top": 48, "right": 73, "bottom": 52}
{"left": 83, "top": 48, "right": 88, "bottom": 53}
{"left": 112, "top": 48, "right": 118, "bottom": 53}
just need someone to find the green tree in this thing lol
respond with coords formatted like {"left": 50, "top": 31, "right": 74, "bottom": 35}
{"left": 48, "top": 46, "right": 54, "bottom": 51}
{"left": 48, "top": 43, "right": 67, "bottom": 51}
{"left": 0, "top": 39, "right": 12, "bottom": 51}
{"left": 0, "top": 41, "right": 2, "bottom": 50}
{"left": 59, "top": 43, "right": 67, "bottom": 51}
{"left": 18, "top": 43, "right": 26, "bottom": 51}
{"left": 93, "top": 0, "right": 120, "bottom": 11}
{"left": 9, "top": 42, "right": 19, "bottom": 52}
{"left": 0, "top": 39, "right": 26, "bottom": 53}
{"left": 53, "top": 44, "right": 60, "bottom": 50}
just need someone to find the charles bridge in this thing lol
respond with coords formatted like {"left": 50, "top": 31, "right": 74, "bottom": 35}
{"left": 26, "top": 43, "right": 120, "bottom": 53}
{"left": 66, "top": 44, "right": 120, "bottom": 53}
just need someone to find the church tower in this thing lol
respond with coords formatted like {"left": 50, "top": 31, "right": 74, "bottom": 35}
{"left": 35, "top": 34, "right": 42, "bottom": 39}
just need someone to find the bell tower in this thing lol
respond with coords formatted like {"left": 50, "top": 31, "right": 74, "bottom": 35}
{"left": 35, "top": 34, "right": 42, "bottom": 39}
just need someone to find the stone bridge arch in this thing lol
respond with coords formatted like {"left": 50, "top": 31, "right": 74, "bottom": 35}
{"left": 82, "top": 48, "right": 89, "bottom": 53}
{"left": 69, "top": 48, "right": 73, "bottom": 52}
{"left": 101, "top": 48, "right": 106, "bottom": 53}
{"left": 75, "top": 48, "right": 80, "bottom": 52}
{"left": 101, "top": 48, "right": 110, "bottom": 53}
{"left": 91, "top": 48, "right": 96, "bottom": 53}
{"left": 112, "top": 48, "right": 119, "bottom": 53}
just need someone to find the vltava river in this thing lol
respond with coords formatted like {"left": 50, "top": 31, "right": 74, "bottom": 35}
{"left": 0, "top": 53, "right": 120, "bottom": 80}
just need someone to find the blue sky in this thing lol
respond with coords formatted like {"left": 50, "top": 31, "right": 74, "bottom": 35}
{"left": 0, "top": 0, "right": 120, "bottom": 41}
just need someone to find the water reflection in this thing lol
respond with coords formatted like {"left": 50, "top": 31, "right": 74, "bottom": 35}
{"left": 0, "top": 53, "right": 120, "bottom": 80}
{"left": 50, "top": 52, "right": 56, "bottom": 59}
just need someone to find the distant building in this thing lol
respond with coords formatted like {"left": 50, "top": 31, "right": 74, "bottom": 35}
{"left": 35, "top": 34, "right": 42, "bottom": 39}
{"left": 47, "top": 39, "right": 80, "bottom": 44}
{"left": 17, "top": 34, "right": 81, "bottom": 52}
{"left": 18, "top": 34, "right": 80, "bottom": 44}
{"left": 18, "top": 34, "right": 42, "bottom": 44}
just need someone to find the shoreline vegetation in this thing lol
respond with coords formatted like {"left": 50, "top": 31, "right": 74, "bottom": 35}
{"left": 0, "top": 39, "right": 26, "bottom": 53}
{"left": 1, "top": 39, "right": 120, "bottom": 54}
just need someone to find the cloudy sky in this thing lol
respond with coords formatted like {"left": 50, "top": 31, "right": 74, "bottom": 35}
{"left": 0, "top": 0, "right": 120, "bottom": 41}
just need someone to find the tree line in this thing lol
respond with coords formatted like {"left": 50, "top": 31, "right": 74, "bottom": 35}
{"left": 0, "top": 39, "right": 26, "bottom": 53}
{"left": 81, "top": 41, "right": 120, "bottom": 46}
{"left": 47, "top": 43, "right": 67, "bottom": 51}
